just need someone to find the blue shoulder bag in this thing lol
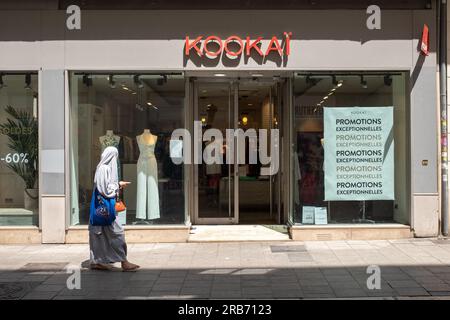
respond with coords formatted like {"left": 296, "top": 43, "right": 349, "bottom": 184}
{"left": 89, "top": 187, "right": 116, "bottom": 226}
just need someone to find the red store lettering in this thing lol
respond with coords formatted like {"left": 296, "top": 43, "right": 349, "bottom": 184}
{"left": 185, "top": 33, "right": 292, "bottom": 57}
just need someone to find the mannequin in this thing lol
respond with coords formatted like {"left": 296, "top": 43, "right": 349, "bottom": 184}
{"left": 99, "top": 130, "right": 121, "bottom": 180}
{"left": 99, "top": 130, "right": 121, "bottom": 151}
{"left": 136, "top": 129, "right": 160, "bottom": 221}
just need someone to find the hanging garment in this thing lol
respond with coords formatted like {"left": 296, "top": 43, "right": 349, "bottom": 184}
{"left": 293, "top": 151, "right": 302, "bottom": 206}
{"left": 136, "top": 135, "right": 160, "bottom": 220}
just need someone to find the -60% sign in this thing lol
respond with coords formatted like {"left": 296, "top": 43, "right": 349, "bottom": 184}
{"left": 0, "top": 153, "right": 29, "bottom": 164}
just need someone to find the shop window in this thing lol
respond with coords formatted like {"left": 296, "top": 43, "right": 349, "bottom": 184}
{"left": 292, "top": 72, "right": 408, "bottom": 225}
{"left": 0, "top": 73, "right": 39, "bottom": 226}
{"left": 70, "top": 73, "right": 186, "bottom": 225}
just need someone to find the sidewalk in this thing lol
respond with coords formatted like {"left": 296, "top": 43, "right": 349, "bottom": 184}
{"left": 2, "top": 239, "right": 450, "bottom": 299}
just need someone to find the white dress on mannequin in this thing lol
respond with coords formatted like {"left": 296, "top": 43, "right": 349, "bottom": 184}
{"left": 136, "top": 130, "right": 160, "bottom": 220}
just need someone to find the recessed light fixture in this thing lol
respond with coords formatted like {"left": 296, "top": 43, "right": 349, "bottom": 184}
{"left": 384, "top": 75, "right": 392, "bottom": 86}
{"left": 360, "top": 76, "right": 368, "bottom": 89}
{"left": 337, "top": 81, "right": 343, "bottom": 88}
{"left": 108, "top": 75, "right": 116, "bottom": 89}
{"left": 214, "top": 73, "right": 227, "bottom": 77}
{"left": 147, "top": 102, "right": 153, "bottom": 106}
{"left": 134, "top": 75, "right": 144, "bottom": 89}
{"left": 251, "top": 73, "right": 264, "bottom": 77}
{"left": 248, "top": 103, "right": 253, "bottom": 106}
{"left": 24, "top": 73, "right": 31, "bottom": 90}
{"left": 332, "top": 75, "right": 338, "bottom": 86}
{"left": 323, "top": 96, "right": 329, "bottom": 100}
{"left": 82, "top": 74, "right": 92, "bottom": 87}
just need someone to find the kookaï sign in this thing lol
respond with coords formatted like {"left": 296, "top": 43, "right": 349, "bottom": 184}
{"left": 185, "top": 32, "right": 292, "bottom": 57}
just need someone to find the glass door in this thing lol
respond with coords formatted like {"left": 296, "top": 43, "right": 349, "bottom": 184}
{"left": 193, "top": 81, "right": 238, "bottom": 224}
{"left": 237, "top": 80, "right": 282, "bottom": 224}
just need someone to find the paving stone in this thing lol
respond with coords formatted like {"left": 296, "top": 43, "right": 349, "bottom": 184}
{"left": 53, "top": 295, "right": 87, "bottom": 300}
{"left": 86, "top": 291, "right": 121, "bottom": 299}
{"left": 388, "top": 280, "right": 422, "bottom": 288}
{"left": 302, "top": 285, "right": 334, "bottom": 294}
{"left": 184, "top": 281, "right": 213, "bottom": 288}
{"left": 57, "top": 288, "right": 91, "bottom": 296}
{"left": 428, "top": 291, "right": 450, "bottom": 296}
{"left": 271, "top": 289, "right": 304, "bottom": 298}
{"left": 288, "top": 253, "right": 314, "bottom": 262}
{"left": 333, "top": 288, "right": 368, "bottom": 298}
{"left": 241, "top": 280, "right": 270, "bottom": 287}
{"left": 364, "top": 289, "right": 396, "bottom": 297}
{"left": 303, "top": 293, "right": 336, "bottom": 299}
{"left": 420, "top": 283, "right": 450, "bottom": 292}
{"left": 324, "top": 275, "right": 355, "bottom": 283}
{"left": 148, "top": 291, "right": 181, "bottom": 299}
{"left": 299, "top": 279, "right": 329, "bottom": 286}
{"left": 152, "top": 284, "right": 182, "bottom": 292}
{"left": 119, "top": 287, "right": 151, "bottom": 296}
{"left": 210, "top": 291, "right": 242, "bottom": 299}
{"left": 22, "top": 291, "right": 59, "bottom": 300}
{"left": 394, "top": 287, "right": 430, "bottom": 297}
{"left": 328, "top": 281, "right": 361, "bottom": 289}
{"left": 32, "top": 284, "right": 65, "bottom": 292}
{"left": 0, "top": 281, "right": 41, "bottom": 299}
{"left": 125, "top": 280, "right": 155, "bottom": 288}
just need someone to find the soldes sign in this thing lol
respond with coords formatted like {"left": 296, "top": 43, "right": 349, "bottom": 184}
{"left": 185, "top": 32, "right": 292, "bottom": 58}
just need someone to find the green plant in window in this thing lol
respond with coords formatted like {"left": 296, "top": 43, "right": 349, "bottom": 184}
{"left": 0, "top": 105, "right": 38, "bottom": 190}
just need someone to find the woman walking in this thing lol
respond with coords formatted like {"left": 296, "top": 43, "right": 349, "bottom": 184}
{"left": 89, "top": 146, "right": 140, "bottom": 271}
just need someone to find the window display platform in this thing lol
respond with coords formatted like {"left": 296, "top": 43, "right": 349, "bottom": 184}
{"left": 0, "top": 209, "right": 38, "bottom": 226}
{"left": 290, "top": 224, "right": 412, "bottom": 241}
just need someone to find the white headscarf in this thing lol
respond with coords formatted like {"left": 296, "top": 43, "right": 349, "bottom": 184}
{"left": 94, "top": 146, "right": 119, "bottom": 198}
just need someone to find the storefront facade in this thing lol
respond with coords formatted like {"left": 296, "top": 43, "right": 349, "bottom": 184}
{"left": 0, "top": 1, "right": 440, "bottom": 243}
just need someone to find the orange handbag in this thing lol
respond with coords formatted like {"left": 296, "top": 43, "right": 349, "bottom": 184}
{"left": 115, "top": 200, "right": 126, "bottom": 213}
{"left": 115, "top": 192, "right": 126, "bottom": 213}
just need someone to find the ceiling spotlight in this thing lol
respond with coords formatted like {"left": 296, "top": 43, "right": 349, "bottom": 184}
{"left": 332, "top": 75, "right": 339, "bottom": 86}
{"left": 0, "top": 74, "right": 5, "bottom": 89}
{"left": 82, "top": 74, "right": 92, "bottom": 87}
{"left": 384, "top": 75, "right": 392, "bottom": 86}
{"left": 134, "top": 75, "right": 144, "bottom": 89}
{"left": 157, "top": 75, "right": 168, "bottom": 86}
{"left": 108, "top": 75, "right": 116, "bottom": 89}
{"left": 24, "top": 73, "right": 31, "bottom": 90}
{"left": 337, "top": 80, "right": 343, "bottom": 88}
{"left": 360, "top": 76, "right": 368, "bottom": 89}
{"left": 306, "top": 75, "right": 317, "bottom": 86}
